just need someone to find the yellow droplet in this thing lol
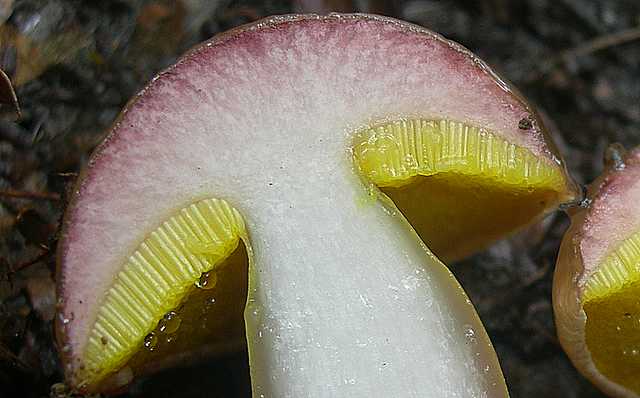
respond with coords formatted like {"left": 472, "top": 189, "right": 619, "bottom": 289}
{"left": 143, "top": 333, "right": 157, "bottom": 351}
{"left": 195, "top": 271, "right": 217, "bottom": 290}
{"left": 158, "top": 311, "right": 181, "bottom": 334}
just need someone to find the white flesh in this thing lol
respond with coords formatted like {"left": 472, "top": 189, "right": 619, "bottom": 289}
{"left": 244, "top": 171, "right": 505, "bottom": 396}
{"left": 58, "top": 15, "right": 522, "bottom": 396}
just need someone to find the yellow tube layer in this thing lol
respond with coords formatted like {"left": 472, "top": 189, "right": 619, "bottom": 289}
{"left": 353, "top": 118, "right": 564, "bottom": 189}
{"left": 81, "top": 198, "right": 246, "bottom": 387}
{"left": 584, "top": 230, "right": 640, "bottom": 394}
{"left": 352, "top": 118, "right": 567, "bottom": 261}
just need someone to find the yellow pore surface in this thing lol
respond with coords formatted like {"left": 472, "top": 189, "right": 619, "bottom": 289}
{"left": 81, "top": 198, "right": 248, "bottom": 389}
{"left": 352, "top": 118, "right": 567, "bottom": 261}
{"left": 584, "top": 231, "right": 640, "bottom": 394}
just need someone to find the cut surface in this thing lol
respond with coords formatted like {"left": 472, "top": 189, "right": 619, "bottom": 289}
{"left": 584, "top": 230, "right": 640, "bottom": 394}
{"left": 353, "top": 118, "right": 570, "bottom": 260}
{"left": 554, "top": 147, "right": 640, "bottom": 398}
{"left": 126, "top": 241, "right": 248, "bottom": 378}
{"left": 57, "top": 13, "right": 578, "bottom": 396}
{"left": 584, "top": 231, "right": 640, "bottom": 302}
{"left": 77, "top": 198, "right": 247, "bottom": 389}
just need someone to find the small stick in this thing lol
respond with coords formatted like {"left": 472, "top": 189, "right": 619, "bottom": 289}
{"left": 0, "top": 68, "right": 20, "bottom": 121}
{"left": 526, "top": 26, "right": 640, "bottom": 83}
{"left": 0, "top": 343, "right": 33, "bottom": 373}
{"left": 561, "top": 27, "right": 640, "bottom": 61}
{"left": 0, "top": 189, "right": 61, "bottom": 201}
{"left": 9, "top": 247, "right": 51, "bottom": 274}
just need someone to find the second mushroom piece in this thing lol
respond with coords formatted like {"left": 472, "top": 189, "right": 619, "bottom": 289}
{"left": 555, "top": 146, "right": 640, "bottom": 398}
{"left": 56, "top": 14, "right": 578, "bottom": 397}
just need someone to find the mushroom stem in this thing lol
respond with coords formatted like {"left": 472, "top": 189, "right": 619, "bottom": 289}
{"left": 243, "top": 180, "right": 506, "bottom": 396}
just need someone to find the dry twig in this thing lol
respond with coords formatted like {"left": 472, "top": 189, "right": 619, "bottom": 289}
{"left": 9, "top": 247, "right": 51, "bottom": 274}
{"left": 0, "top": 67, "right": 20, "bottom": 120}
{"left": 526, "top": 26, "right": 640, "bottom": 82}
{"left": 0, "top": 189, "right": 60, "bottom": 201}
{"left": 561, "top": 26, "right": 640, "bottom": 61}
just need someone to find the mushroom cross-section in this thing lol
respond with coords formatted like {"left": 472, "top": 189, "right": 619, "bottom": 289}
{"left": 57, "top": 14, "right": 578, "bottom": 397}
{"left": 554, "top": 147, "right": 640, "bottom": 398}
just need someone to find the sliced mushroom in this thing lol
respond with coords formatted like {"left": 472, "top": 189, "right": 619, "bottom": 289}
{"left": 57, "top": 14, "right": 579, "bottom": 396}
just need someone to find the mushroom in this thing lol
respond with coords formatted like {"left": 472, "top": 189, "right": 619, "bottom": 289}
{"left": 554, "top": 145, "right": 640, "bottom": 398}
{"left": 56, "top": 14, "right": 579, "bottom": 396}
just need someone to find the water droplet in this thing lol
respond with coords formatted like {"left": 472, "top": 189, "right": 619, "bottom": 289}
{"left": 624, "top": 312, "right": 632, "bottom": 319}
{"left": 359, "top": 131, "right": 401, "bottom": 169}
{"left": 195, "top": 271, "right": 217, "bottom": 290}
{"left": 206, "top": 297, "right": 216, "bottom": 306}
{"left": 401, "top": 275, "right": 420, "bottom": 291}
{"left": 158, "top": 311, "right": 181, "bottom": 334}
{"left": 464, "top": 325, "right": 476, "bottom": 342}
{"left": 144, "top": 332, "right": 158, "bottom": 351}
{"left": 404, "top": 154, "right": 418, "bottom": 169}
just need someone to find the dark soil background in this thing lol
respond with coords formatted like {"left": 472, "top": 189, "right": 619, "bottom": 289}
{"left": 0, "top": 0, "right": 638, "bottom": 397}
